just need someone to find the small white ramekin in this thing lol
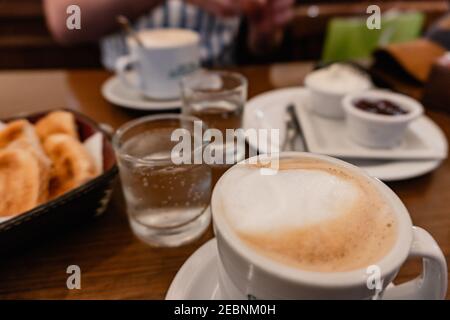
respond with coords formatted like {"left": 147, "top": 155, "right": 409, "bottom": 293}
{"left": 304, "top": 75, "right": 372, "bottom": 119}
{"left": 342, "top": 90, "right": 424, "bottom": 149}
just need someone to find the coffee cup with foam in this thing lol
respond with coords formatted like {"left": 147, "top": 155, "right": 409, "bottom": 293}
{"left": 115, "top": 28, "right": 200, "bottom": 100}
{"left": 211, "top": 152, "right": 447, "bottom": 299}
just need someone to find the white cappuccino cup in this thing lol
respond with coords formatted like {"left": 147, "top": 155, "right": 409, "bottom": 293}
{"left": 115, "top": 28, "right": 200, "bottom": 100}
{"left": 211, "top": 152, "right": 447, "bottom": 299}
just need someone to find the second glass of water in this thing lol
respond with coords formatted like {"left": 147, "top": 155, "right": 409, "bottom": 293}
{"left": 181, "top": 70, "right": 248, "bottom": 184}
{"left": 113, "top": 114, "right": 211, "bottom": 247}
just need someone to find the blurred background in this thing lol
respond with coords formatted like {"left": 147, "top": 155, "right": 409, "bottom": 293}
{"left": 0, "top": 0, "right": 449, "bottom": 69}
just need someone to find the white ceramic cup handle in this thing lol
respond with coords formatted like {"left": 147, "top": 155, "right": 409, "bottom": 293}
{"left": 115, "top": 55, "right": 138, "bottom": 89}
{"left": 383, "top": 227, "right": 447, "bottom": 300}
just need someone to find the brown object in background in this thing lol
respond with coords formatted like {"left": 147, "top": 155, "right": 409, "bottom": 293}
{"left": 374, "top": 39, "right": 446, "bottom": 83}
{"left": 423, "top": 53, "right": 450, "bottom": 112}
{"left": 371, "top": 39, "right": 447, "bottom": 100}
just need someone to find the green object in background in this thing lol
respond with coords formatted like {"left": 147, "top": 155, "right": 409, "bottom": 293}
{"left": 322, "top": 11, "right": 425, "bottom": 62}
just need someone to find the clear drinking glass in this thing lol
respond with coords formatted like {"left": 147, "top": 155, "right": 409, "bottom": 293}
{"left": 180, "top": 70, "right": 248, "bottom": 184}
{"left": 113, "top": 114, "right": 212, "bottom": 247}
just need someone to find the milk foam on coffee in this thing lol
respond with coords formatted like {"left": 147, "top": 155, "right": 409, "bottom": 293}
{"left": 216, "top": 158, "right": 397, "bottom": 272}
{"left": 133, "top": 29, "right": 199, "bottom": 48}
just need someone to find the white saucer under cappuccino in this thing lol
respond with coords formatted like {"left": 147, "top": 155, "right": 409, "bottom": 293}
{"left": 116, "top": 29, "right": 200, "bottom": 100}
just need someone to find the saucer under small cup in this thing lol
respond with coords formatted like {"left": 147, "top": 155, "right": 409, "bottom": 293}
{"left": 101, "top": 71, "right": 182, "bottom": 110}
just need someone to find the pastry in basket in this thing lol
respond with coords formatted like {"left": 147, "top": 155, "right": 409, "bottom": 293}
{"left": 0, "top": 148, "right": 48, "bottom": 217}
{"left": 0, "top": 119, "right": 43, "bottom": 151}
{"left": 43, "top": 134, "right": 99, "bottom": 198}
{"left": 35, "top": 111, "right": 79, "bottom": 142}
{"left": 0, "top": 119, "right": 51, "bottom": 202}
{"left": 0, "top": 119, "right": 51, "bottom": 163}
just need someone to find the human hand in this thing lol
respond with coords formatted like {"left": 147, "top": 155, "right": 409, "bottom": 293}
{"left": 246, "top": 0, "right": 295, "bottom": 53}
{"left": 248, "top": 0, "right": 294, "bottom": 32}
{"left": 185, "top": 0, "right": 266, "bottom": 18}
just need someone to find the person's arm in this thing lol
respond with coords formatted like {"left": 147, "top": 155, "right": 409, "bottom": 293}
{"left": 43, "top": 0, "right": 164, "bottom": 45}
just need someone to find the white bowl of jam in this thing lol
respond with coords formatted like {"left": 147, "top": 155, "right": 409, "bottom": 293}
{"left": 343, "top": 90, "right": 424, "bottom": 149}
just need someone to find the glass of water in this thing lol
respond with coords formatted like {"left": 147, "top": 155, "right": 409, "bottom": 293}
{"left": 113, "top": 114, "right": 211, "bottom": 247}
{"left": 180, "top": 70, "right": 248, "bottom": 184}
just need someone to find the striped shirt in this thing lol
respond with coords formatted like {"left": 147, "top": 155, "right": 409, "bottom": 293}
{"left": 101, "top": 0, "right": 241, "bottom": 70}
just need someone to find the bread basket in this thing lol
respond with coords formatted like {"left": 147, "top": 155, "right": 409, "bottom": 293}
{"left": 0, "top": 109, "right": 118, "bottom": 254}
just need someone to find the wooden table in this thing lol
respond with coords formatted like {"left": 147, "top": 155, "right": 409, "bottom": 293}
{"left": 0, "top": 63, "right": 449, "bottom": 299}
